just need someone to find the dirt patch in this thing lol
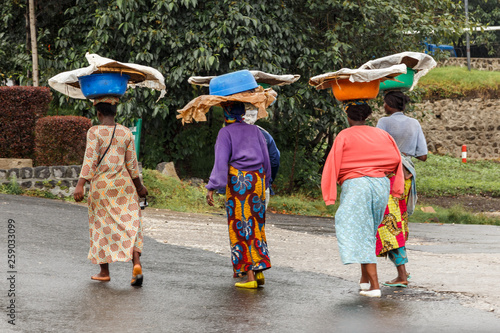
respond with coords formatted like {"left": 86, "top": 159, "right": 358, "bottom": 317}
{"left": 419, "top": 195, "right": 500, "bottom": 213}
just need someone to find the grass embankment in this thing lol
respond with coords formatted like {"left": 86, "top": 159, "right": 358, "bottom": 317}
{"left": 142, "top": 170, "right": 340, "bottom": 216}
{"left": 143, "top": 153, "right": 500, "bottom": 225}
{"left": 141, "top": 171, "right": 224, "bottom": 214}
{"left": 415, "top": 154, "right": 500, "bottom": 197}
{"left": 410, "top": 154, "right": 500, "bottom": 225}
{"left": 1, "top": 155, "right": 499, "bottom": 225}
{"left": 418, "top": 66, "right": 500, "bottom": 100}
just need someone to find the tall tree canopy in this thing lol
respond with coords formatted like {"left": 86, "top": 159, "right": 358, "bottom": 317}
{"left": 1, "top": 0, "right": 466, "bottom": 191}
{"left": 465, "top": 0, "right": 500, "bottom": 56}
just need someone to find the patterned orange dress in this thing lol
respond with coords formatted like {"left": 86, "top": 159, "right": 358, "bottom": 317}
{"left": 79, "top": 124, "right": 143, "bottom": 264}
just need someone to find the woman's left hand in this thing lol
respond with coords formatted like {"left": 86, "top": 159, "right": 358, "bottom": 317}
{"left": 132, "top": 177, "right": 148, "bottom": 197}
{"left": 137, "top": 186, "right": 148, "bottom": 198}
{"left": 206, "top": 190, "right": 214, "bottom": 206}
{"left": 403, "top": 166, "right": 413, "bottom": 180}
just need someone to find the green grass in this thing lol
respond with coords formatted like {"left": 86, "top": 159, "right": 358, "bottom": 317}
{"left": 0, "top": 177, "right": 23, "bottom": 195}
{"left": 142, "top": 169, "right": 225, "bottom": 214}
{"left": 410, "top": 204, "right": 500, "bottom": 226}
{"left": 267, "top": 194, "right": 339, "bottom": 217}
{"left": 419, "top": 66, "right": 500, "bottom": 99}
{"left": 0, "top": 179, "right": 59, "bottom": 199}
{"left": 143, "top": 170, "right": 340, "bottom": 217}
{"left": 1, "top": 155, "right": 499, "bottom": 225}
{"left": 414, "top": 153, "right": 500, "bottom": 197}
{"left": 141, "top": 164, "right": 500, "bottom": 225}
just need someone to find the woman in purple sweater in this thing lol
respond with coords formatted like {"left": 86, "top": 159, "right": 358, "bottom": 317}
{"left": 206, "top": 101, "right": 271, "bottom": 289}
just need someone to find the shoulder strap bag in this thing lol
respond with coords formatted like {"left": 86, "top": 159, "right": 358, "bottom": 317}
{"left": 96, "top": 124, "right": 117, "bottom": 168}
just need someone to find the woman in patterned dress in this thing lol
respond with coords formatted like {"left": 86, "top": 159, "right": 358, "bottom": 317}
{"left": 375, "top": 91, "right": 428, "bottom": 288}
{"left": 74, "top": 96, "right": 148, "bottom": 286}
{"left": 321, "top": 102, "right": 404, "bottom": 297}
{"left": 206, "top": 102, "right": 271, "bottom": 289}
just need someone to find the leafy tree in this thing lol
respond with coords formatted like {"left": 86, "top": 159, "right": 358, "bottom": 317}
{"left": 0, "top": 0, "right": 29, "bottom": 84}
{"left": 0, "top": 0, "right": 75, "bottom": 84}
{"left": 464, "top": 0, "right": 500, "bottom": 56}
{"left": 1, "top": 0, "right": 467, "bottom": 193}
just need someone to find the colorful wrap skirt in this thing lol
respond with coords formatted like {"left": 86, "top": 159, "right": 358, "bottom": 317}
{"left": 375, "top": 177, "right": 412, "bottom": 257}
{"left": 335, "top": 176, "right": 390, "bottom": 265}
{"left": 225, "top": 165, "right": 271, "bottom": 277}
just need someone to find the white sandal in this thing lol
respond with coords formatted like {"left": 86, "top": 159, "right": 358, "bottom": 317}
{"left": 359, "top": 289, "right": 381, "bottom": 298}
{"left": 359, "top": 282, "right": 370, "bottom": 291}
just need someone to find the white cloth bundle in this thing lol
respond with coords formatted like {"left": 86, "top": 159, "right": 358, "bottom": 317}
{"left": 48, "top": 53, "right": 166, "bottom": 100}
{"left": 188, "top": 70, "right": 300, "bottom": 87}
{"left": 359, "top": 52, "right": 437, "bottom": 91}
{"left": 309, "top": 64, "right": 407, "bottom": 90}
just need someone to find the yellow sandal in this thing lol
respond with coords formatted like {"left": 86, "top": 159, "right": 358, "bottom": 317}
{"left": 255, "top": 271, "right": 265, "bottom": 286}
{"left": 235, "top": 281, "right": 258, "bottom": 289}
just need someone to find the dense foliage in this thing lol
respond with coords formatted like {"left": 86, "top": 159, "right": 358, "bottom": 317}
{"left": 0, "top": 86, "right": 52, "bottom": 159}
{"left": 34, "top": 116, "right": 92, "bottom": 166}
{"left": 1, "top": 0, "right": 468, "bottom": 192}
{"left": 464, "top": 0, "right": 500, "bottom": 57}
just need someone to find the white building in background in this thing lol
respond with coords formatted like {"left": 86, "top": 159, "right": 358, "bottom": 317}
{"left": 1, "top": 78, "right": 15, "bottom": 86}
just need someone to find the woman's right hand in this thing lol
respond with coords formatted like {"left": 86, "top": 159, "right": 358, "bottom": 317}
{"left": 206, "top": 190, "right": 214, "bottom": 206}
{"left": 74, "top": 184, "right": 84, "bottom": 202}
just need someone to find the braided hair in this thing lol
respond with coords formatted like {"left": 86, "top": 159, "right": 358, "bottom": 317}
{"left": 384, "top": 91, "right": 410, "bottom": 112}
{"left": 95, "top": 102, "right": 117, "bottom": 117}
{"left": 346, "top": 104, "right": 372, "bottom": 121}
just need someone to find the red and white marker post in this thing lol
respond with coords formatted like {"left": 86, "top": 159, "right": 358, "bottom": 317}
{"left": 462, "top": 145, "right": 467, "bottom": 163}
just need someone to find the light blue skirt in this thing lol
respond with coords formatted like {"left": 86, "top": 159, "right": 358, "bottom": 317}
{"left": 335, "top": 176, "right": 390, "bottom": 264}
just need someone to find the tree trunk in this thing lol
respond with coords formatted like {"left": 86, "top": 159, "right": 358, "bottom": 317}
{"left": 29, "top": 0, "right": 39, "bottom": 87}
{"left": 24, "top": 7, "right": 31, "bottom": 81}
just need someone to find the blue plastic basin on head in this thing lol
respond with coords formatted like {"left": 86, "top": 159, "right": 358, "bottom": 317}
{"left": 78, "top": 73, "right": 130, "bottom": 99}
{"left": 209, "top": 70, "right": 258, "bottom": 96}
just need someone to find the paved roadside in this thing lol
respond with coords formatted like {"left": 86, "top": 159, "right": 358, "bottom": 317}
{"left": 144, "top": 208, "right": 500, "bottom": 314}
{"left": 1, "top": 194, "right": 500, "bottom": 333}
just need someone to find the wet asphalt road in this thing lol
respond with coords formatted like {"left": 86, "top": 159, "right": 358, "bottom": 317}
{"left": 1, "top": 193, "right": 500, "bottom": 333}
{"left": 266, "top": 212, "right": 500, "bottom": 253}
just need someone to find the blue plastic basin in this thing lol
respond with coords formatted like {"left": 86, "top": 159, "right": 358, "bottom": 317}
{"left": 209, "top": 70, "right": 258, "bottom": 96}
{"left": 78, "top": 73, "right": 130, "bottom": 98}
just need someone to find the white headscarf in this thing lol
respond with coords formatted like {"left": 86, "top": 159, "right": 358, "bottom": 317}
{"left": 243, "top": 106, "right": 259, "bottom": 125}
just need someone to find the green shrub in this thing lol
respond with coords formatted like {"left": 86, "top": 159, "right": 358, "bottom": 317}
{"left": 170, "top": 107, "right": 223, "bottom": 178}
{"left": 273, "top": 149, "right": 322, "bottom": 196}
{"left": 34, "top": 116, "right": 92, "bottom": 166}
{"left": 0, "top": 86, "right": 52, "bottom": 159}
{"left": 1, "top": 176, "right": 23, "bottom": 195}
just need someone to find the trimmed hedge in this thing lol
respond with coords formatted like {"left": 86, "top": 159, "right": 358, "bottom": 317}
{"left": 0, "top": 86, "right": 52, "bottom": 159}
{"left": 35, "top": 116, "right": 92, "bottom": 166}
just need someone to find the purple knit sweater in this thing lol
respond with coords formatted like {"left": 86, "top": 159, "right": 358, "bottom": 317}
{"left": 206, "top": 122, "right": 271, "bottom": 191}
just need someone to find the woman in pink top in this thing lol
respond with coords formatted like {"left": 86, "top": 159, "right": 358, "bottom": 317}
{"left": 322, "top": 101, "right": 403, "bottom": 298}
